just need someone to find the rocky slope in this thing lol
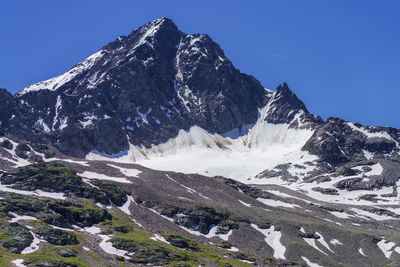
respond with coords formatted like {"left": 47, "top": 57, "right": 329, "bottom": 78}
{"left": 0, "top": 17, "right": 400, "bottom": 266}
{"left": 1, "top": 161, "right": 400, "bottom": 266}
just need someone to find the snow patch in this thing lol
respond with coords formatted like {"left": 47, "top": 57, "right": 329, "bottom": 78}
{"left": 107, "top": 164, "right": 142, "bottom": 178}
{"left": 303, "top": 238, "right": 327, "bottom": 256}
{"left": 251, "top": 224, "right": 286, "bottom": 260}
{"left": 329, "top": 239, "right": 343, "bottom": 246}
{"left": 301, "top": 256, "right": 323, "bottom": 267}
{"left": 118, "top": 195, "right": 135, "bottom": 215}
{"left": 99, "top": 235, "right": 130, "bottom": 259}
{"left": 257, "top": 198, "right": 300, "bottom": 209}
{"left": 150, "top": 234, "right": 170, "bottom": 244}
{"left": 238, "top": 199, "right": 252, "bottom": 207}
{"left": 78, "top": 171, "right": 132, "bottom": 184}
{"left": 83, "top": 226, "right": 102, "bottom": 235}
{"left": 21, "top": 231, "right": 45, "bottom": 254}
{"left": 0, "top": 182, "right": 66, "bottom": 199}
{"left": 359, "top": 247, "right": 366, "bottom": 256}
{"left": 363, "top": 150, "right": 374, "bottom": 160}
{"left": 329, "top": 211, "right": 353, "bottom": 219}
{"left": 12, "top": 259, "right": 26, "bottom": 267}
{"left": 35, "top": 118, "right": 51, "bottom": 133}
{"left": 136, "top": 106, "right": 152, "bottom": 124}
{"left": 9, "top": 212, "right": 38, "bottom": 223}
{"left": 351, "top": 208, "right": 397, "bottom": 221}
{"left": 377, "top": 239, "right": 396, "bottom": 258}
{"left": 347, "top": 122, "right": 394, "bottom": 140}
{"left": 19, "top": 50, "right": 104, "bottom": 95}
{"left": 315, "top": 232, "right": 334, "bottom": 253}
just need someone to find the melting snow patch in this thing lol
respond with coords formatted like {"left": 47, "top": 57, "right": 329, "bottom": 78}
{"left": 57, "top": 159, "right": 90, "bottom": 166}
{"left": 107, "top": 164, "right": 142, "bottom": 177}
{"left": 315, "top": 232, "right": 334, "bottom": 253}
{"left": 218, "top": 229, "right": 233, "bottom": 241}
{"left": 329, "top": 239, "right": 343, "bottom": 246}
{"left": 12, "top": 259, "right": 26, "bottom": 267}
{"left": 9, "top": 212, "right": 38, "bottom": 223}
{"left": 351, "top": 208, "right": 397, "bottom": 221}
{"left": 257, "top": 198, "right": 300, "bottom": 209}
{"left": 364, "top": 163, "right": 383, "bottom": 176}
{"left": 363, "top": 150, "right": 374, "bottom": 160}
{"left": 251, "top": 224, "right": 286, "bottom": 259}
{"left": 0, "top": 183, "right": 66, "bottom": 199}
{"left": 99, "top": 235, "right": 130, "bottom": 259}
{"left": 268, "top": 189, "right": 312, "bottom": 203}
{"left": 238, "top": 199, "right": 252, "bottom": 207}
{"left": 35, "top": 119, "right": 51, "bottom": 133}
{"left": 318, "top": 217, "right": 343, "bottom": 226}
{"left": 36, "top": 190, "right": 66, "bottom": 199}
{"left": 51, "top": 225, "right": 74, "bottom": 231}
{"left": 118, "top": 195, "right": 135, "bottom": 215}
{"left": 303, "top": 238, "right": 327, "bottom": 256}
{"left": 150, "top": 234, "right": 170, "bottom": 244}
{"left": 178, "top": 196, "right": 192, "bottom": 201}
{"left": 329, "top": 211, "right": 353, "bottom": 219}
{"left": 347, "top": 122, "right": 393, "bottom": 140}
{"left": 83, "top": 226, "right": 102, "bottom": 235}
{"left": 386, "top": 207, "right": 400, "bottom": 215}
{"left": 148, "top": 208, "right": 174, "bottom": 222}
{"left": 353, "top": 163, "right": 383, "bottom": 176}
{"left": 205, "top": 227, "right": 233, "bottom": 241}
{"left": 21, "top": 231, "right": 45, "bottom": 254}
{"left": 377, "top": 239, "right": 396, "bottom": 258}
{"left": 78, "top": 171, "right": 132, "bottom": 184}
{"left": 136, "top": 107, "right": 152, "bottom": 124}
{"left": 301, "top": 256, "right": 323, "bottom": 267}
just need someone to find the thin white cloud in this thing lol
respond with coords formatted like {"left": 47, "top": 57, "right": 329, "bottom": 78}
{"left": 268, "top": 52, "right": 288, "bottom": 59}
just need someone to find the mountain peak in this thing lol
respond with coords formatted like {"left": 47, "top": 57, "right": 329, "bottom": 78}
{"left": 274, "top": 82, "right": 307, "bottom": 112}
{"left": 262, "top": 83, "right": 322, "bottom": 127}
{"left": 133, "top": 17, "right": 179, "bottom": 37}
{"left": 14, "top": 18, "right": 268, "bottom": 156}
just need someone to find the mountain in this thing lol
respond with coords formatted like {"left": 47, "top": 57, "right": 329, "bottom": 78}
{"left": 12, "top": 17, "right": 267, "bottom": 157}
{"left": 0, "top": 18, "right": 400, "bottom": 267}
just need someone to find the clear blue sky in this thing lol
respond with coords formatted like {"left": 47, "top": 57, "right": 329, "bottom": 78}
{"left": 1, "top": 1, "right": 399, "bottom": 128}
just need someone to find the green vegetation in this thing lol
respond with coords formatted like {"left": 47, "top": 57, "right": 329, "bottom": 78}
{"left": 47, "top": 201, "right": 111, "bottom": 227}
{"left": 91, "top": 179, "right": 127, "bottom": 206}
{"left": 0, "top": 222, "right": 33, "bottom": 253}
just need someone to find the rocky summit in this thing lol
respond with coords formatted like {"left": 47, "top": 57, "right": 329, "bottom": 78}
{"left": 0, "top": 18, "right": 400, "bottom": 267}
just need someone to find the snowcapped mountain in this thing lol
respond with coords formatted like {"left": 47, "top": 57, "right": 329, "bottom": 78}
{"left": 11, "top": 17, "right": 267, "bottom": 157}
{"left": 1, "top": 16, "right": 399, "bottom": 204}
{"left": 0, "top": 17, "right": 400, "bottom": 267}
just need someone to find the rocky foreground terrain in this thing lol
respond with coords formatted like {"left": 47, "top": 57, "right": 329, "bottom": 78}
{"left": 0, "top": 18, "right": 399, "bottom": 266}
